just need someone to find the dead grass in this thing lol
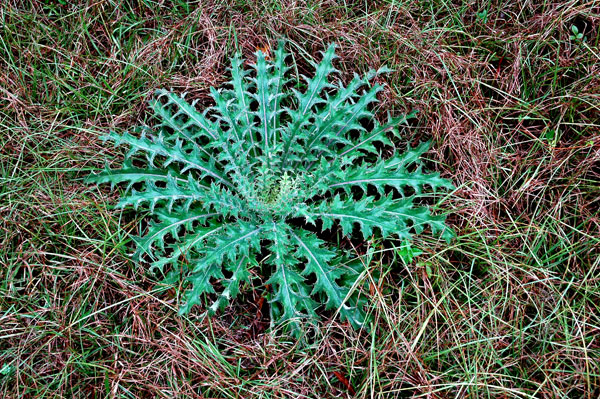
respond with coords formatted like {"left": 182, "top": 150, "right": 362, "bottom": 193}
{"left": 1, "top": 0, "right": 599, "bottom": 398}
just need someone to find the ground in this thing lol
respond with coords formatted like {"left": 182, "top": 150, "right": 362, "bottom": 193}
{"left": 1, "top": 0, "right": 599, "bottom": 398}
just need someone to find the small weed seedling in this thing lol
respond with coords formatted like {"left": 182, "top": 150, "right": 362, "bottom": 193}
{"left": 570, "top": 25, "right": 586, "bottom": 43}
{"left": 88, "top": 43, "right": 454, "bottom": 335}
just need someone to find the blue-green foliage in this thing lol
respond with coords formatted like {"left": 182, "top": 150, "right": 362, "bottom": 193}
{"left": 87, "top": 43, "right": 454, "bottom": 335}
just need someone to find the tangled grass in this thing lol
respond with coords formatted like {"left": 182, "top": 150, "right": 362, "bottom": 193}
{"left": 1, "top": 1, "right": 598, "bottom": 398}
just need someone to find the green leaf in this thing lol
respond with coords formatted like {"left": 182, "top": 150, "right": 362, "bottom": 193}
{"left": 200, "top": 182, "right": 251, "bottom": 220}
{"left": 297, "top": 194, "right": 398, "bottom": 239}
{"left": 104, "top": 131, "right": 234, "bottom": 188}
{"left": 251, "top": 50, "right": 281, "bottom": 165}
{"left": 133, "top": 208, "right": 218, "bottom": 262}
{"left": 228, "top": 53, "right": 257, "bottom": 152}
{"left": 179, "top": 263, "right": 223, "bottom": 315}
{"left": 265, "top": 223, "right": 317, "bottom": 334}
{"left": 85, "top": 161, "right": 187, "bottom": 190}
{"left": 373, "top": 195, "right": 454, "bottom": 243}
{"left": 304, "top": 83, "right": 382, "bottom": 162}
{"left": 291, "top": 229, "right": 366, "bottom": 329}
{"left": 153, "top": 89, "right": 219, "bottom": 141}
{"left": 381, "top": 197, "right": 455, "bottom": 242}
{"left": 209, "top": 255, "right": 255, "bottom": 314}
{"left": 328, "top": 153, "right": 454, "bottom": 195}
{"left": 337, "top": 111, "right": 417, "bottom": 158}
{"left": 271, "top": 41, "right": 291, "bottom": 132}
{"left": 116, "top": 175, "right": 207, "bottom": 212}
{"left": 150, "top": 223, "right": 225, "bottom": 273}
{"left": 281, "top": 43, "right": 338, "bottom": 167}
{"left": 179, "top": 223, "right": 262, "bottom": 313}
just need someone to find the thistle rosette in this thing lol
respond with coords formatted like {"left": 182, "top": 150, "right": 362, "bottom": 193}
{"left": 87, "top": 42, "right": 454, "bottom": 335}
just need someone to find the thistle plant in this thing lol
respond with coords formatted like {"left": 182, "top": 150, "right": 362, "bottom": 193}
{"left": 87, "top": 43, "right": 454, "bottom": 334}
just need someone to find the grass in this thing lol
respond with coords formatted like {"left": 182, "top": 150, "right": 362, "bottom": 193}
{"left": 1, "top": 0, "right": 599, "bottom": 397}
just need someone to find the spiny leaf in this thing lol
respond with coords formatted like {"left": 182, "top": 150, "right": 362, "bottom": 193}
{"left": 376, "top": 196, "right": 455, "bottom": 243}
{"left": 153, "top": 88, "right": 219, "bottom": 141}
{"left": 265, "top": 223, "right": 317, "bottom": 335}
{"left": 180, "top": 223, "right": 262, "bottom": 313}
{"left": 85, "top": 161, "right": 187, "bottom": 190}
{"left": 209, "top": 255, "right": 255, "bottom": 314}
{"left": 133, "top": 208, "right": 218, "bottom": 262}
{"left": 291, "top": 229, "right": 366, "bottom": 329}
{"left": 150, "top": 223, "right": 224, "bottom": 273}
{"left": 103, "top": 131, "right": 234, "bottom": 188}
{"left": 336, "top": 111, "right": 417, "bottom": 158}
{"left": 281, "top": 43, "right": 338, "bottom": 167}
{"left": 200, "top": 183, "right": 251, "bottom": 220}
{"left": 116, "top": 175, "right": 206, "bottom": 212}
{"left": 296, "top": 194, "right": 398, "bottom": 239}
{"left": 228, "top": 53, "right": 256, "bottom": 150}
{"left": 179, "top": 263, "right": 223, "bottom": 315}
{"left": 328, "top": 153, "right": 454, "bottom": 195}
